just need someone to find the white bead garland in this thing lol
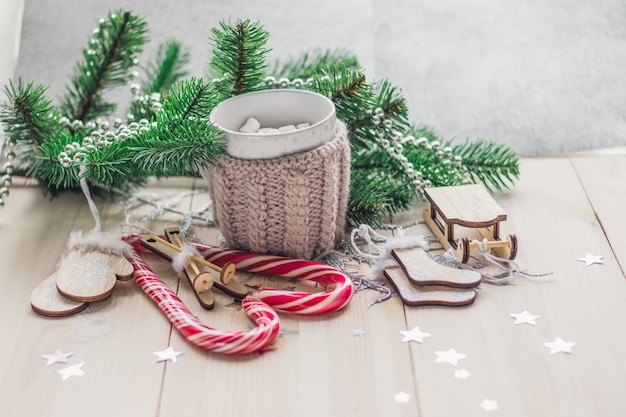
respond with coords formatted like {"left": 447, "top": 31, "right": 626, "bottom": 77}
{"left": 368, "top": 108, "right": 469, "bottom": 192}
{"left": 0, "top": 138, "right": 17, "bottom": 206}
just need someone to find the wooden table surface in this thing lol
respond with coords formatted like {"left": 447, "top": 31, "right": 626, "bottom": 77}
{"left": 2, "top": 156, "right": 626, "bottom": 417}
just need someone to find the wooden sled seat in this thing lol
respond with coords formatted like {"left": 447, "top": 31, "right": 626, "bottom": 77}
{"left": 423, "top": 184, "right": 517, "bottom": 263}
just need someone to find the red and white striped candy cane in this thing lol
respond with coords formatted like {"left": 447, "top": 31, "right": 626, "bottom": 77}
{"left": 126, "top": 240, "right": 280, "bottom": 355}
{"left": 193, "top": 243, "right": 354, "bottom": 315}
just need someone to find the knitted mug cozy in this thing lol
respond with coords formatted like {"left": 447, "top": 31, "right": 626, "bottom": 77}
{"left": 207, "top": 120, "right": 350, "bottom": 260}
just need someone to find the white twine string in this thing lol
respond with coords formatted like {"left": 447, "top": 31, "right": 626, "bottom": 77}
{"left": 79, "top": 166, "right": 102, "bottom": 232}
{"left": 443, "top": 238, "right": 552, "bottom": 285}
{"left": 349, "top": 224, "right": 388, "bottom": 261}
{"left": 442, "top": 239, "right": 518, "bottom": 285}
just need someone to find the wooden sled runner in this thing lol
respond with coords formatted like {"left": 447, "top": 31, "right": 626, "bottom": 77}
{"left": 423, "top": 184, "right": 518, "bottom": 264}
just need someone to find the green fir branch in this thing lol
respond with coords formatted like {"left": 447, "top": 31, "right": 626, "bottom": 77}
{"left": 0, "top": 80, "right": 59, "bottom": 146}
{"left": 372, "top": 80, "right": 409, "bottom": 128}
{"left": 209, "top": 19, "right": 271, "bottom": 98}
{"left": 130, "top": 39, "right": 191, "bottom": 120}
{"left": 163, "top": 77, "right": 220, "bottom": 121}
{"left": 310, "top": 65, "right": 373, "bottom": 133}
{"left": 143, "top": 40, "right": 191, "bottom": 94}
{"left": 452, "top": 140, "right": 520, "bottom": 192}
{"left": 347, "top": 171, "right": 414, "bottom": 227}
{"left": 81, "top": 144, "right": 143, "bottom": 190}
{"left": 0, "top": 80, "right": 60, "bottom": 175}
{"left": 61, "top": 10, "right": 149, "bottom": 122}
{"left": 129, "top": 119, "right": 224, "bottom": 178}
{"left": 272, "top": 49, "right": 359, "bottom": 80}
{"left": 36, "top": 131, "right": 82, "bottom": 189}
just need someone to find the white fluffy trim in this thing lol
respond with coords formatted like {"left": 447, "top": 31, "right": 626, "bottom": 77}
{"left": 377, "top": 235, "right": 428, "bottom": 260}
{"left": 68, "top": 230, "right": 132, "bottom": 258}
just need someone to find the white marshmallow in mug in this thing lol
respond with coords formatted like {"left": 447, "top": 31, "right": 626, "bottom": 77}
{"left": 278, "top": 124, "right": 296, "bottom": 133}
{"left": 239, "top": 117, "right": 312, "bottom": 135}
{"left": 259, "top": 127, "right": 281, "bottom": 134}
{"left": 239, "top": 117, "right": 261, "bottom": 133}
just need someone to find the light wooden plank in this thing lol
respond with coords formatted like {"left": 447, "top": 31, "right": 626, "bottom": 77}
{"left": 571, "top": 156, "right": 626, "bottom": 274}
{"left": 3, "top": 156, "right": 626, "bottom": 417}
{"left": 398, "top": 158, "right": 626, "bottom": 416}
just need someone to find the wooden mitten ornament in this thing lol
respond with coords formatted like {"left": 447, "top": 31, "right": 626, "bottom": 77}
{"left": 55, "top": 231, "right": 134, "bottom": 302}
{"left": 383, "top": 266, "right": 476, "bottom": 307}
{"left": 392, "top": 247, "right": 481, "bottom": 289}
{"left": 30, "top": 273, "right": 89, "bottom": 317}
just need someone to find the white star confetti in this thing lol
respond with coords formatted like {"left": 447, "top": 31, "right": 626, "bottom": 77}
{"left": 454, "top": 369, "right": 471, "bottom": 379}
{"left": 544, "top": 337, "right": 576, "bottom": 354}
{"left": 153, "top": 346, "right": 184, "bottom": 363}
{"left": 577, "top": 253, "right": 604, "bottom": 267}
{"left": 57, "top": 363, "right": 85, "bottom": 380}
{"left": 510, "top": 310, "right": 541, "bottom": 325}
{"left": 41, "top": 349, "right": 73, "bottom": 365}
{"left": 434, "top": 348, "right": 466, "bottom": 366}
{"left": 400, "top": 326, "right": 431, "bottom": 343}
{"left": 352, "top": 329, "right": 367, "bottom": 337}
{"left": 480, "top": 399, "right": 498, "bottom": 411}
{"left": 393, "top": 391, "right": 411, "bottom": 403}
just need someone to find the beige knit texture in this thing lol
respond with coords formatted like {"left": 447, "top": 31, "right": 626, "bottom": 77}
{"left": 207, "top": 120, "right": 350, "bottom": 260}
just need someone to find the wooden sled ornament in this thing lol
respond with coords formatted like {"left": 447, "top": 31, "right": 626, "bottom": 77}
{"left": 423, "top": 184, "right": 518, "bottom": 264}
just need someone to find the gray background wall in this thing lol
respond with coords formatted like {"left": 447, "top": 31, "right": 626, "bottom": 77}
{"left": 10, "top": 0, "right": 626, "bottom": 156}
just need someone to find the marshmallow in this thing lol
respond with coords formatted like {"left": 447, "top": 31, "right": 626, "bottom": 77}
{"left": 239, "top": 117, "right": 261, "bottom": 133}
{"left": 240, "top": 117, "right": 311, "bottom": 135}
{"left": 278, "top": 124, "right": 296, "bottom": 133}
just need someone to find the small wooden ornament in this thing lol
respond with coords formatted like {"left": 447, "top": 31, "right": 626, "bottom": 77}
{"left": 54, "top": 231, "right": 134, "bottom": 302}
{"left": 165, "top": 228, "right": 237, "bottom": 285}
{"left": 30, "top": 273, "right": 89, "bottom": 317}
{"left": 162, "top": 232, "right": 216, "bottom": 310}
{"left": 423, "top": 184, "right": 518, "bottom": 263}
{"left": 139, "top": 234, "right": 248, "bottom": 302}
{"left": 391, "top": 247, "right": 481, "bottom": 289}
{"left": 383, "top": 266, "right": 476, "bottom": 307}
{"left": 55, "top": 250, "right": 133, "bottom": 302}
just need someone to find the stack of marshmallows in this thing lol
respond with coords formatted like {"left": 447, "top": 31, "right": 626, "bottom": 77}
{"left": 239, "top": 117, "right": 311, "bottom": 135}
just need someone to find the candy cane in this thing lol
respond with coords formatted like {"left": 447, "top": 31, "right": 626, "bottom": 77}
{"left": 126, "top": 239, "right": 280, "bottom": 355}
{"left": 193, "top": 243, "right": 354, "bottom": 315}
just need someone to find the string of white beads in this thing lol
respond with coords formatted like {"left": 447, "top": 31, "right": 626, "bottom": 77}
{"left": 209, "top": 76, "right": 316, "bottom": 90}
{"left": 55, "top": 117, "right": 151, "bottom": 169}
{"left": 0, "top": 138, "right": 16, "bottom": 206}
{"left": 370, "top": 108, "right": 470, "bottom": 191}
{"left": 263, "top": 76, "right": 314, "bottom": 89}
